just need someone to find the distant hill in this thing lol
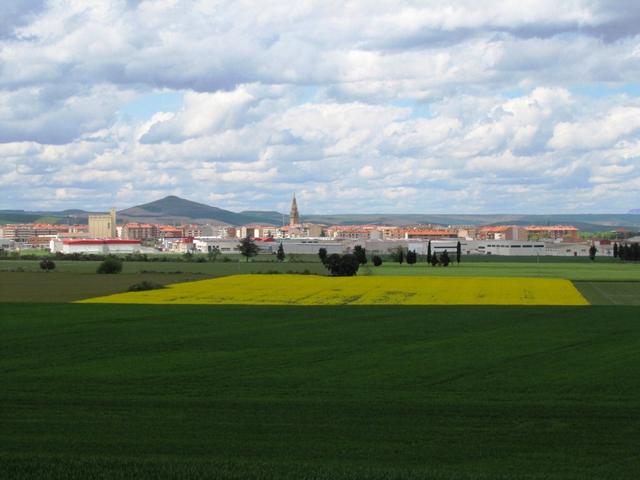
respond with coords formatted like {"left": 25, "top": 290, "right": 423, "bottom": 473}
{"left": 240, "top": 210, "right": 288, "bottom": 226}
{"left": 118, "top": 196, "right": 282, "bottom": 226}
{"left": 0, "top": 208, "right": 94, "bottom": 225}
{"left": 0, "top": 212, "right": 51, "bottom": 225}
{"left": 302, "top": 213, "right": 640, "bottom": 232}
{"left": 4, "top": 197, "right": 640, "bottom": 231}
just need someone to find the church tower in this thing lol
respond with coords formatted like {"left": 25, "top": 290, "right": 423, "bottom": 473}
{"left": 289, "top": 193, "right": 300, "bottom": 226}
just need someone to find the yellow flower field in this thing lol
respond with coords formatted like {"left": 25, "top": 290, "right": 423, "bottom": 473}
{"left": 78, "top": 274, "right": 589, "bottom": 306}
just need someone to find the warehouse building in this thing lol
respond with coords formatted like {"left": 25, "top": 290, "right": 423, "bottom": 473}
{"left": 50, "top": 239, "right": 141, "bottom": 254}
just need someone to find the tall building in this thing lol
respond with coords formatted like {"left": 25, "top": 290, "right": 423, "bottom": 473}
{"left": 88, "top": 208, "right": 117, "bottom": 238}
{"left": 289, "top": 194, "right": 299, "bottom": 226}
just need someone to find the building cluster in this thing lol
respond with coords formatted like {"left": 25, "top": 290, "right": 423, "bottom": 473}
{"left": 1, "top": 195, "right": 636, "bottom": 257}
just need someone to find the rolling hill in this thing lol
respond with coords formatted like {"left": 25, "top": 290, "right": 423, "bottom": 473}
{"left": 118, "top": 196, "right": 284, "bottom": 226}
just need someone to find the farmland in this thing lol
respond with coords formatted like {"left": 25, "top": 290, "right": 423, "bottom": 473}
{"left": 361, "top": 261, "right": 640, "bottom": 281}
{"left": 1, "top": 256, "right": 639, "bottom": 479}
{"left": 2, "top": 303, "right": 640, "bottom": 479}
{"left": 79, "top": 274, "right": 589, "bottom": 306}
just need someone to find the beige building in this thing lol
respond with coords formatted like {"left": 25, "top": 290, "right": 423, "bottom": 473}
{"left": 88, "top": 208, "right": 117, "bottom": 238}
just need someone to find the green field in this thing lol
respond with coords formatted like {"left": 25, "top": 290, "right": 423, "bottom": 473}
{"left": 0, "top": 259, "right": 326, "bottom": 275}
{"left": 1, "top": 258, "right": 639, "bottom": 304}
{"left": 574, "top": 281, "right": 640, "bottom": 305}
{"left": 2, "top": 257, "right": 639, "bottom": 477}
{"left": 0, "top": 272, "right": 206, "bottom": 302}
{"left": 362, "top": 261, "right": 640, "bottom": 281}
{"left": 1, "top": 303, "right": 639, "bottom": 479}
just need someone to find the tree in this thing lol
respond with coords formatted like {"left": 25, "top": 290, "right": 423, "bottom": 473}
{"left": 97, "top": 256, "right": 123, "bottom": 274}
{"left": 237, "top": 236, "right": 259, "bottom": 262}
{"left": 398, "top": 249, "right": 404, "bottom": 264}
{"left": 406, "top": 250, "right": 417, "bottom": 265}
{"left": 440, "top": 250, "right": 451, "bottom": 267}
{"left": 427, "top": 241, "right": 432, "bottom": 264}
{"left": 353, "top": 245, "right": 367, "bottom": 265}
{"left": 276, "top": 242, "right": 285, "bottom": 262}
{"left": 613, "top": 242, "right": 618, "bottom": 258}
{"left": 430, "top": 252, "right": 439, "bottom": 267}
{"left": 323, "top": 253, "right": 360, "bottom": 276}
{"left": 318, "top": 247, "right": 328, "bottom": 264}
{"left": 372, "top": 255, "right": 382, "bottom": 266}
{"left": 39, "top": 259, "right": 56, "bottom": 272}
{"left": 619, "top": 243, "right": 628, "bottom": 261}
{"left": 589, "top": 245, "right": 597, "bottom": 261}
{"left": 456, "top": 241, "right": 461, "bottom": 264}
{"left": 207, "top": 245, "right": 220, "bottom": 262}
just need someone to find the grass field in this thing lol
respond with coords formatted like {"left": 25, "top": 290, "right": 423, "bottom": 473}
{"left": 361, "top": 261, "right": 640, "bottom": 281}
{"left": 574, "top": 281, "right": 640, "bottom": 305}
{"left": 0, "top": 272, "right": 206, "bottom": 302}
{"left": 1, "top": 303, "right": 639, "bottom": 479}
{"left": 79, "top": 274, "right": 589, "bottom": 306}
{"left": 0, "top": 259, "right": 326, "bottom": 275}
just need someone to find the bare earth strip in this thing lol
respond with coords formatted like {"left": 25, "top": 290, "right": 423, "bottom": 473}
{"left": 78, "top": 274, "right": 589, "bottom": 306}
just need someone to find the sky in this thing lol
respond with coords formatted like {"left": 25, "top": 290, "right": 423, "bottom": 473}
{"left": 1, "top": 1, "right": 640, "bottom": 214}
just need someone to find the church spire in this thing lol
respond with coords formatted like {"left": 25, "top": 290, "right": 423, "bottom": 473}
{"left": 289, "top": 193, "right": 299, "bottom": 226}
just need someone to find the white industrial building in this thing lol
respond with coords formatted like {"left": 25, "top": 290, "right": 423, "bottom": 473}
{"left": 186, "top": 236, "right": 608, "bottom": 258}
{"left": 193, "top": 237, "right": 345, "bottom": 256}
{"left": 49, "top": 239, "right": 142, "bottom": 254}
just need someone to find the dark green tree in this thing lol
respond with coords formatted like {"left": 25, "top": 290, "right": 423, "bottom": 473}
{"left": 276, "top": 242, "right": 285, "bottom": 262}
{"left": 440, "top": 250, "right": 451, "bottom": 267}
{"left": 207, "top": 245, "right": 220, "bottom": 262}
{"left": 589, "top": 245, "right": 597, "bottom": 261}
{"left": 456, "top": 241, "right": 461, "bottom": 264}
{"left": 318, "top": 247, "right": 328, "bottom": 264}
{"left": 619, "top": 244, "right": 627, "bottom": 261}
{"left": 96, "top": 256, "right": 123, "bottom": 274}
{"left": 237, "top": 236, "right": 259, "bottom": 262}
{"left": 353, "top": 245, "right": 367, "bottom": 264}
{"left": 39, "top": 259, "right": 56, "bottom": 272}
{"left": 613, "top": 242, "right": 618, "bottom": 258}
{"left": 323, "top": 253, "right": 360, "bottom": 276}
{"left": 372, "top": 255, "right": 382, "bottom": 266}
{"left": 406, "top": 250, "right": 417, "bottom": 265}
{"left": 427, "top": 241, "right": 432, "bottom": 264}
{"left": 430, "top": 252, "right": 439, "bottom": 267}
{"left": 398, "top": 249, "right": 404, "bottom": 264}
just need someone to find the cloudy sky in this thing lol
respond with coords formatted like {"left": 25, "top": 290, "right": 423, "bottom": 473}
{"left": 1, "top": 0, "right": 640, "bottom": 214}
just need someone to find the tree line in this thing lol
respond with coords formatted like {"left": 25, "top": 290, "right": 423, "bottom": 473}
{"left": 614, "top": 242, "right": 640, "bottom": 261}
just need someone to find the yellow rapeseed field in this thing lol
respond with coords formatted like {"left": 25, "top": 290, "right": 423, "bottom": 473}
{"left": 78, "top": 274, "right": 589, "bottom": 306}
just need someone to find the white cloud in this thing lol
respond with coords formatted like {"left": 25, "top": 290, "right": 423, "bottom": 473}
{"left": 1, "top": 1, "right": 640, "bottom": 213}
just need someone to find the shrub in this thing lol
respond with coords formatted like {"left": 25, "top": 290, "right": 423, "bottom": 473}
{"left": 372, "top": 255, "right": 382, "bottom": 266}
{"left": 97, "top": 256, "right": 123, "bottom": 274}
{"left": 127, "top": 281, "right": 165, "bottom": 292}
{"left": 39, "top": 259, "right": 56, "bottom": 272}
